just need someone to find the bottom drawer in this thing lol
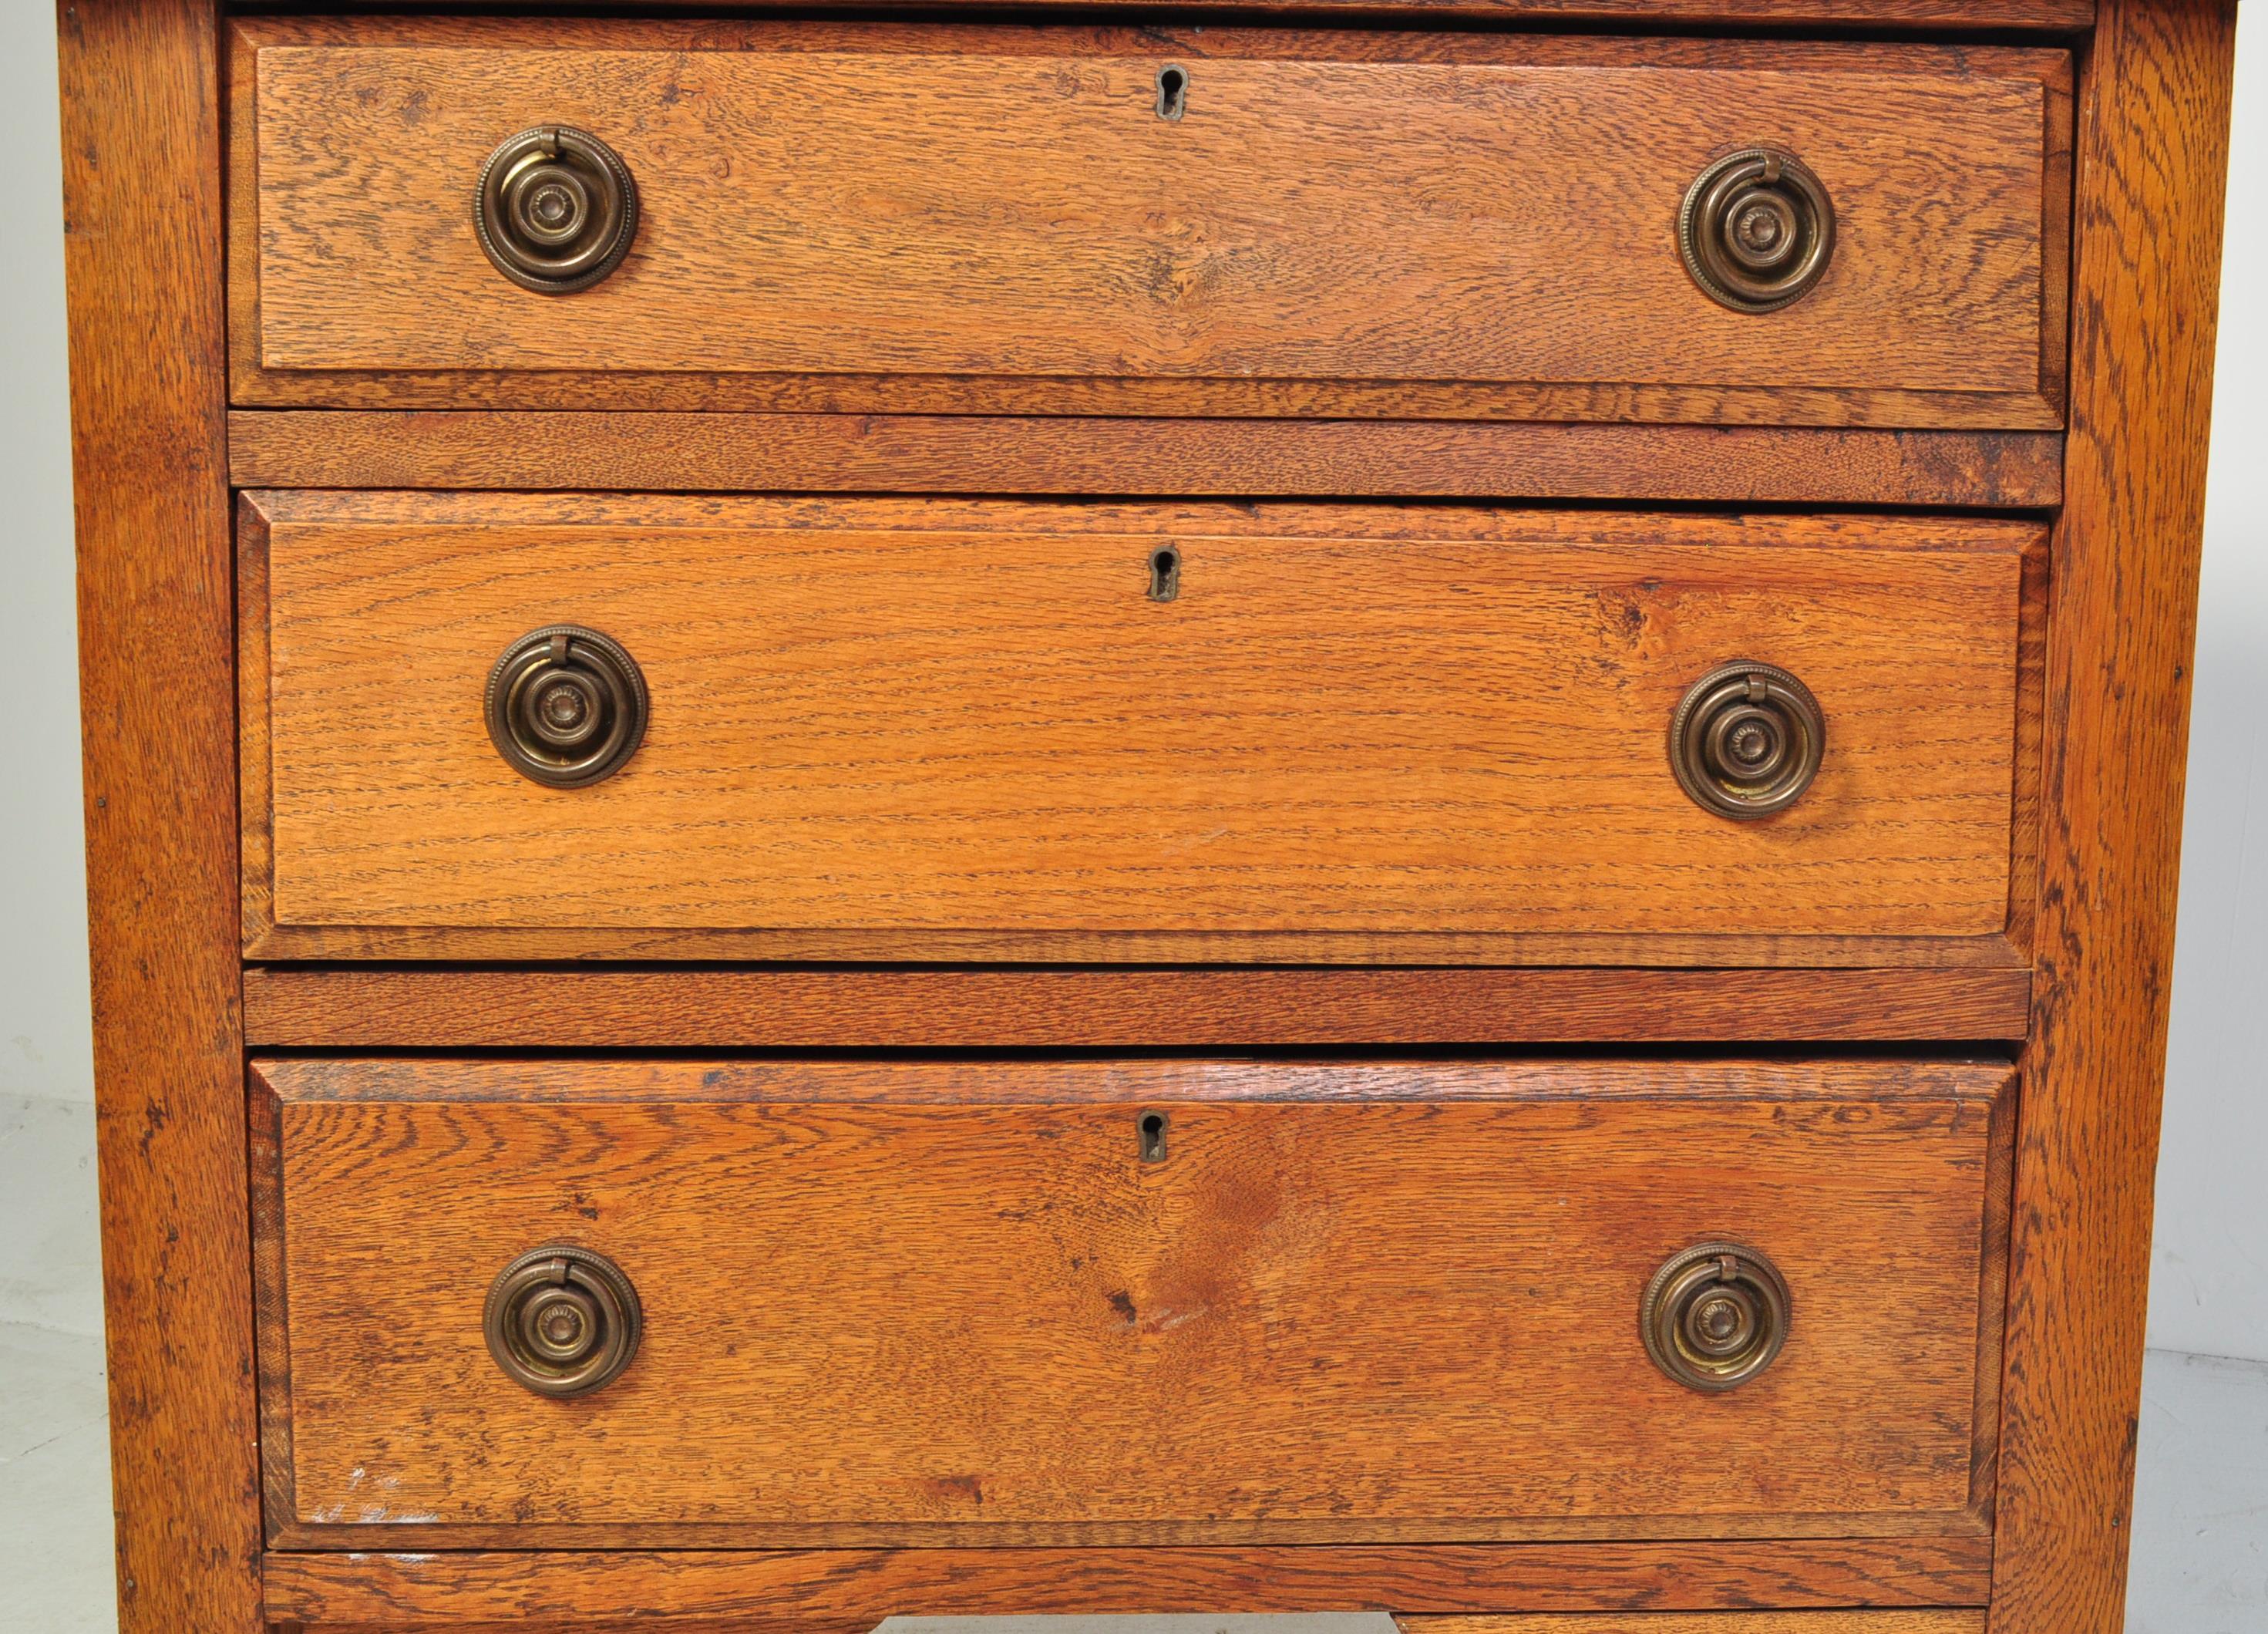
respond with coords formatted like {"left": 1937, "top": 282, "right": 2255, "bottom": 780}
{"left": 251, "top": 1057, "right": 2011, "bottom": 1545}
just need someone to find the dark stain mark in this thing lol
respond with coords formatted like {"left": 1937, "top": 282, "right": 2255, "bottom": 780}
{"left": 926, "top": 1474, "right": 984, "bottom": 1505}
{"left": 139, "top": 1097, "right": 170, "bottom": 1157}
{"left": 1107, "top": 1290, "right": 1138, "bottom": 1325}
{"left": 1597, "top": 586, "right": 1651, "bottom": 645}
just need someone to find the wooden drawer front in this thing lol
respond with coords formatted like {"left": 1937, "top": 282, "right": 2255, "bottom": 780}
{"left": 234, "top": 21, "right": 2069, "bottom": 426}
{"left": 242, "top": 495, "right": 2033, "bottom": 959}
{"left": 253, "top": 1057, "right": 2011, "bottom": 1542}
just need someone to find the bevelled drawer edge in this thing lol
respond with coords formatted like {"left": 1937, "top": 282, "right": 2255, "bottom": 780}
{"left": 248, "top": 1053, "right": 2022, "bottom": 1107}
{"left": 257, "top": 1539, "right": 1997, "bottom": 1621}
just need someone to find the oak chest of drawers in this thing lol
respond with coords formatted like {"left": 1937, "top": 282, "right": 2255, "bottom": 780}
{"left": 58, "top": 3, "right": 2234, "bottom": 1633}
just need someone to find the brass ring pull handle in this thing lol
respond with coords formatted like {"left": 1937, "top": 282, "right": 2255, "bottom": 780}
{"left": 1679, "top": 147, "right": 1836, "bottom": 313}
{"left": 1641, "top": 1242, "right": 1792, "bottom": 1393}
{"left": 1669, "top": 659, "right": 1826, "bottom": 820}
{"left": 483, "top": 1245, "right": 644, "bottom": 1398}
{"left": 486, "top": 625, "right": 649, "bottom": 788}
{"left": 475, "top": 126, "right": 640, "bottom": 295}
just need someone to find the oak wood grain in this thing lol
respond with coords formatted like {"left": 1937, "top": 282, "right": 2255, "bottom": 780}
{"left": 263, "top": 1514, "right": 1993, "bottom": 1555}
{"left": 238, "top": 965, "right": 2034, "bottom": 1049}
{"left": 237, "top": 926, "right": 2035, "bottom": 969}
{"left": 259, "top": 1537, "right": 1996, "bottom": 1624}
{"left": 224, "top": 413, "right": 2067, "bottom": 510}
{"left": 252, "top": 1056, "right": 2009, "bottom": 1541}
{"left": 56, "top": 2, "right": 262, "bottom": 1631}
{"left": 231, "top": 21, "right": 2069, "bottom": 429}
{"left": 251, "top": 1055, "right": 2016, "bottom": 1107}
{"left": 242, "top": 494, "right": 2033, "bottom": 956}
{"left": 1989, "top": 2, "right": 2239, "bottom": 1632}
{"left": 224, "top": 376, "right": 2072, "bottom": 428}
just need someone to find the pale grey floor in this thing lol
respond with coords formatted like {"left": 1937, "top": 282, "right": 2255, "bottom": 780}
{"left": 2, "top": 1091, "right": 114, "bottom": 1634}
{"left": 3, "top": 1082, "right": 2262, "bottom": 1634}
{"left": 2128, "top": 1350, "right": 2268, "bottom": 1632}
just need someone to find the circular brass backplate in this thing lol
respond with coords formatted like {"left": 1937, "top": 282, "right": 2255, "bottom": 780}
{"left": 485, "top": 624, "right": 649, "bottom": 789}
{"left": 475, "top": 126, "right": 640, "bottom": 295}
{"left": 1679, "top": 147, "right": 1836, "bottom": 314}
{"left": 1668, "top": 659, "right": 1826, "bottom": 820}
{"left": 483, "top": 1245, "right": 643, "bottom": 1398}
{"left": 1640, "top": 1241, "right": 1792, "bottom": 1393}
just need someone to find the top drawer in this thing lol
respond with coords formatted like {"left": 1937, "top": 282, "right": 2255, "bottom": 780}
{"left": 229, "top": 20, "right": 2072, "bottom": 426}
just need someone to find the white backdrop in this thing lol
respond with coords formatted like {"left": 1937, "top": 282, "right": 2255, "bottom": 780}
{"left": 2148, "top": 5, "right": 2268, "bottom": 1363}
{"left": 1, "top": 12, "right": 2262, "bottom": 1363}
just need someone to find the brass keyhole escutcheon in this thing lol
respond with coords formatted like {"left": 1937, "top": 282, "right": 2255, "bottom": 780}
{"left": 483, "top": 1245, "right": 644, "bottom": 1398}
{"left": 475, "top": 126, "right": 641, "bottom": 295}
{"left": 1148, "top": 544, "right": 1181, "bottom": 602}
{"left": 1668, "top": 659, "right": 1826, "bottom": 820}
{"left": 1156, "top": 65, "right": 1190, "bottom": 121}
{"left": 486, "top": 625, "right": 650, "bottom": 788}
{"left": 1678, "top": 147, "right": 1836, "bottom": 314}
{"left": 1640, "top": 1241, "right": 1791, "bottom": 1393}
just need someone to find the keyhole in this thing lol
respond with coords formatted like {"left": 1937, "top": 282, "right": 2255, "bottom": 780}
{"left": 1138, "top": 1110, "right": 1169, "bottom": 1164}
{"left": 1156, "top": 65, "right": 1188, "bottom": 121}
{"left": 1148, "top": 545, "right": 1180, "bottom": 602}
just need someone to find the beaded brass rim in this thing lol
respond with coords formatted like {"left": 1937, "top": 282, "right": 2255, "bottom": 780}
{"left": 1668, "top": 659, "right": 1826, "bottom": 820}
{"left": 485, "top": 624, "right": 649, "bottom": 789}
{"left": 474, "top": 126, "right": 640, "bottom": 295}
{"left": 483, "top": 1245, "right": 643, "bottom": 1398}
{"left": 1679, "top": 147, "right": 1836, "bottom": 314}
{"left": 1640, "top": 1241, "right": 1792, "bottom": 1393}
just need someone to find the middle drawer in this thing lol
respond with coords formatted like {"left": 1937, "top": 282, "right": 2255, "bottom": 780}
{"left": 241, "top": 495, "right": 2035, "bottom": 959}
